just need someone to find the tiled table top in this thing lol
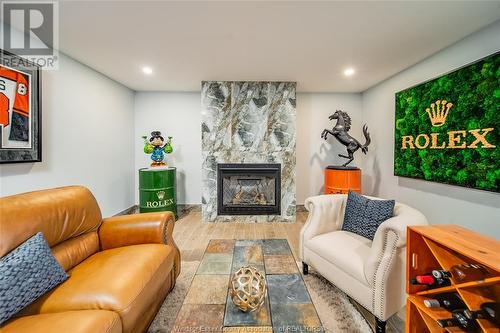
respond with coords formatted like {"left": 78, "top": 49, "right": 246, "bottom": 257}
{"left": 173, "top": 239, "right": 324, "bottom": 333}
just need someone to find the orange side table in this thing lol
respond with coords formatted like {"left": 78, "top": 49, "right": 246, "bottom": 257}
{"left": 324, "top": 166, "right": 361, "bottom": 194}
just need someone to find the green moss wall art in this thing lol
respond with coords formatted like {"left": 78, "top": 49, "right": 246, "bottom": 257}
{"left": 395, "top": 52, "right": 499, "bottom": 192}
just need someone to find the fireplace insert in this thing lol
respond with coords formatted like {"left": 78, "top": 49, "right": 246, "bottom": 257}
{"left": 217, "top": 163, "right": 281, "bottom": 215}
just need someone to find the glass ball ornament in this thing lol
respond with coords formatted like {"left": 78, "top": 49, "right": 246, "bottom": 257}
{"left": 230, "top": 266, "right": 267, "bottom": 312}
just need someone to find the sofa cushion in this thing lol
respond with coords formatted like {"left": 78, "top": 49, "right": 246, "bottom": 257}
{"left": 0, "top": 233, "right": 68, "bottom": 324}
{"left": 1, "top": 310, "right": 121, "bottom": 333}
{"left": 305, "top": 231, "right": 372, "bottom": 284}
{"left": 21, "top": 244, "right": 174, "bottom": 333}
{"left": 342, "top": 191, "right": 395, "bottom": 240}
{"left": 51, "top": 232, "right": 100, "bottom": 271}
{"left": 0, "top": 186, "right": 102, "bottom": 258}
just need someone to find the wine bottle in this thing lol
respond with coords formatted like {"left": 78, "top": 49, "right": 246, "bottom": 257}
{"left": 423, "top": 292, "right": 466, "bottom": 311}
{"left": 410, "top": 273, "right": 451, "bottom": 288}
{"left": 464, "top": 302, "right": 500, "bottom": 325}
{"left": 437, "top": 310, "right": 479, "bottom": 331}
{"left": 432, "top": 269, "right": 452, "bottom": 279}
{"left": 434, "top": 263, "right": 489, "bottom": 283}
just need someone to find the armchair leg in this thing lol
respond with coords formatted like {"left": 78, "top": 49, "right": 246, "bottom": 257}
{"left": 302, "top": 262, "right": 309, "bottom": 275}
{"left": 375, "top": 318, "right": 386, "bottom": 333}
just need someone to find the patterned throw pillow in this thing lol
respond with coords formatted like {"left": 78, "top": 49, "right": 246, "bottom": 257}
{"left": 0, "top": 232, "right": 68, "bottom": 324}
{"left": 341, "top": 191, "right": 395, "bottom": 240}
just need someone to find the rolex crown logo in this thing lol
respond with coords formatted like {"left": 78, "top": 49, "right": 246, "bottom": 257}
{"left": 156, "top": 191, "right": 165, "bottom": 200}
{"left": 425, "top": 99, "right": 453, "bottom": 127}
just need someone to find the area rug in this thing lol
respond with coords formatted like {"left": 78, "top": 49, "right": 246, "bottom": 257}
{"left": 148, "top": 261, "right": 199, "bottom": 333}
{"left": 148, "top": 260, "right": 371, "bottom": 333}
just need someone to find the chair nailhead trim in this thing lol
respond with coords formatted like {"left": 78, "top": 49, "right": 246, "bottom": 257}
{"left": 371, "top": 229, "right": 398, "bottom": 319}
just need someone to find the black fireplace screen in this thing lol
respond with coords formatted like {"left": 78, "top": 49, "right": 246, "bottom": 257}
{"left": 217, "top": 163, "right": 281, "bottom": 215}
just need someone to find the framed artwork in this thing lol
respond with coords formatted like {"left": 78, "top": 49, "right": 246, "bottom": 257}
{"left": 394, "top": 51, "right": 499, "bottom": 192}
{"left": 0, "top": 49, "right": 41, "bottom": 163}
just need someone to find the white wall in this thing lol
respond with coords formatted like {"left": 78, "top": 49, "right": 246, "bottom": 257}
{"left": 296, "top": 93, "right": 362, "bottom": 203}
{"left": 134, "top": 92, "right": 202, "bottom": 204}
{"left": 134, "top": 92, "right": 363, "bottom": 205}
{"left": 361, "top": 21, "right": 500, "bottom": 238}
{"left": 0, "top": 52, "right": 135, "bottom": 216}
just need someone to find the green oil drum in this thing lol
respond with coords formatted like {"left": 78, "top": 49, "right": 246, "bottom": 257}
{"left": 139, "top": 167, "right": 177, "bottom": 217}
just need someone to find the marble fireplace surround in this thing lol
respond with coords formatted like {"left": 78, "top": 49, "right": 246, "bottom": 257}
{"left": 201, "top": 81, "right": 296, "bottom": 222}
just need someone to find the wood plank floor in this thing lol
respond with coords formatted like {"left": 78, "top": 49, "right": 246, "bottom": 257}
{"left": 173, "top": 210, "right": 308, "bottom": 262}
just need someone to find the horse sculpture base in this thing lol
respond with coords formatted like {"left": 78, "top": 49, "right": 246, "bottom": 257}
{"left": 326, "top": 165, "right": 360, "bottom": 171}
{"left": 324, "top": 167, "right": 362, "bottom": 195}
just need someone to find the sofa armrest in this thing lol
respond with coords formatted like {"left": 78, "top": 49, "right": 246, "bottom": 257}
{"left": 98, "top": 212, "right": 181, "bottom": 278}
{"left": 363, "top": 203, "right": 428, "bottom": 320}
{"left": 299, "top": 194, "right": 347, "bottom": 260}
{"left": 99, "top": 212, "right": 174, "bottom": 249}
{"left": 371, "top": 203, "right": 428, "bottom": 252}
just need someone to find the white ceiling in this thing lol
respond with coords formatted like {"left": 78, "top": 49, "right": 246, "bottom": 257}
{"left": 58, "top": 1, "right": 500, "bottom": 92}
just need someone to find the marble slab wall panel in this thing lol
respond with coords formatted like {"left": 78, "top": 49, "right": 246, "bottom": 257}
{"left": 201, "top": 81, "right": 296, "bottom": 222}
{"left": 231, "top": 82, "right": 269, "bottom": 152}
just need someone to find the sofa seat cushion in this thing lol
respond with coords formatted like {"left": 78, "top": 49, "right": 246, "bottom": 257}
{"left": 1, "top": 310, "right": 122, "bottom": 333}
{"left": 22, "top": 244, "right": 174, "bottom": 333}
{"left": 305, "top": 231, "right": 372, "bottom": 285}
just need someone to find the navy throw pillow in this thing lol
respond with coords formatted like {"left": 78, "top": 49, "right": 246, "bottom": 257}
{"left": 342, "top": 191, "right": 395, "bottom": 240}
{"left": 0, "top": 232, "right": 68, "bottom": 324}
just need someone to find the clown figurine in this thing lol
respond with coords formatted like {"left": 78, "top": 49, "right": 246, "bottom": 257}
{"left": 142, "top": 131, "right": 173, "bottom": 167}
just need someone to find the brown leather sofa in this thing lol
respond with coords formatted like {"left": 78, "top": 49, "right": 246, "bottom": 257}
{"left": 0, "top": 186, "right": 180, "bottom": 333}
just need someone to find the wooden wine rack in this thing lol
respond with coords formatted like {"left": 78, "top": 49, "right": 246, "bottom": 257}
{"left": 406, "top": 225, "right": 500, "bottom": 333}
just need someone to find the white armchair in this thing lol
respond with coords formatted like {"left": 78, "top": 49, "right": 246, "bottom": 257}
{"left": 299, "top": 194, "right": 428, "bottom": 333}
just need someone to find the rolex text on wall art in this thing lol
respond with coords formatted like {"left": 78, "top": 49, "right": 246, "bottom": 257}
{"left": 400, "top": 100, "right": 495, "bottom": 150}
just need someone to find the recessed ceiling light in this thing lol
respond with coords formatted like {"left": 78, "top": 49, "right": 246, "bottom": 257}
{"left": 343, "top": 68, "right": 355, "bottom": 77}
{"left": 142, "top": 66, "right": 153, "bottom": 75}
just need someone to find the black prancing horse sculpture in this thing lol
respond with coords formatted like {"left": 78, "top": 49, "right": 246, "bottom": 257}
{"left": 321, "top": 110, "right": 371, "bottom": 167}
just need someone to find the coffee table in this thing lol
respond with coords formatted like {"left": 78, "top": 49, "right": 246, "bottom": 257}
{"left": 173, "top": 239, "right": 324, "bottom": 332}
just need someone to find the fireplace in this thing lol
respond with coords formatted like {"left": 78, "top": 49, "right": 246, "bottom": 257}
{"left": 217, "top": 163, "right": 281, "bottom": 215}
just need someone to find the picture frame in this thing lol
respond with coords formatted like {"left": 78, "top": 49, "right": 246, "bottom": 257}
{"left": 0, "top": 49, "right": 42, "bottom": 163}
{"left": 394, "top": 51, "right": 499, "bottom": 193}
